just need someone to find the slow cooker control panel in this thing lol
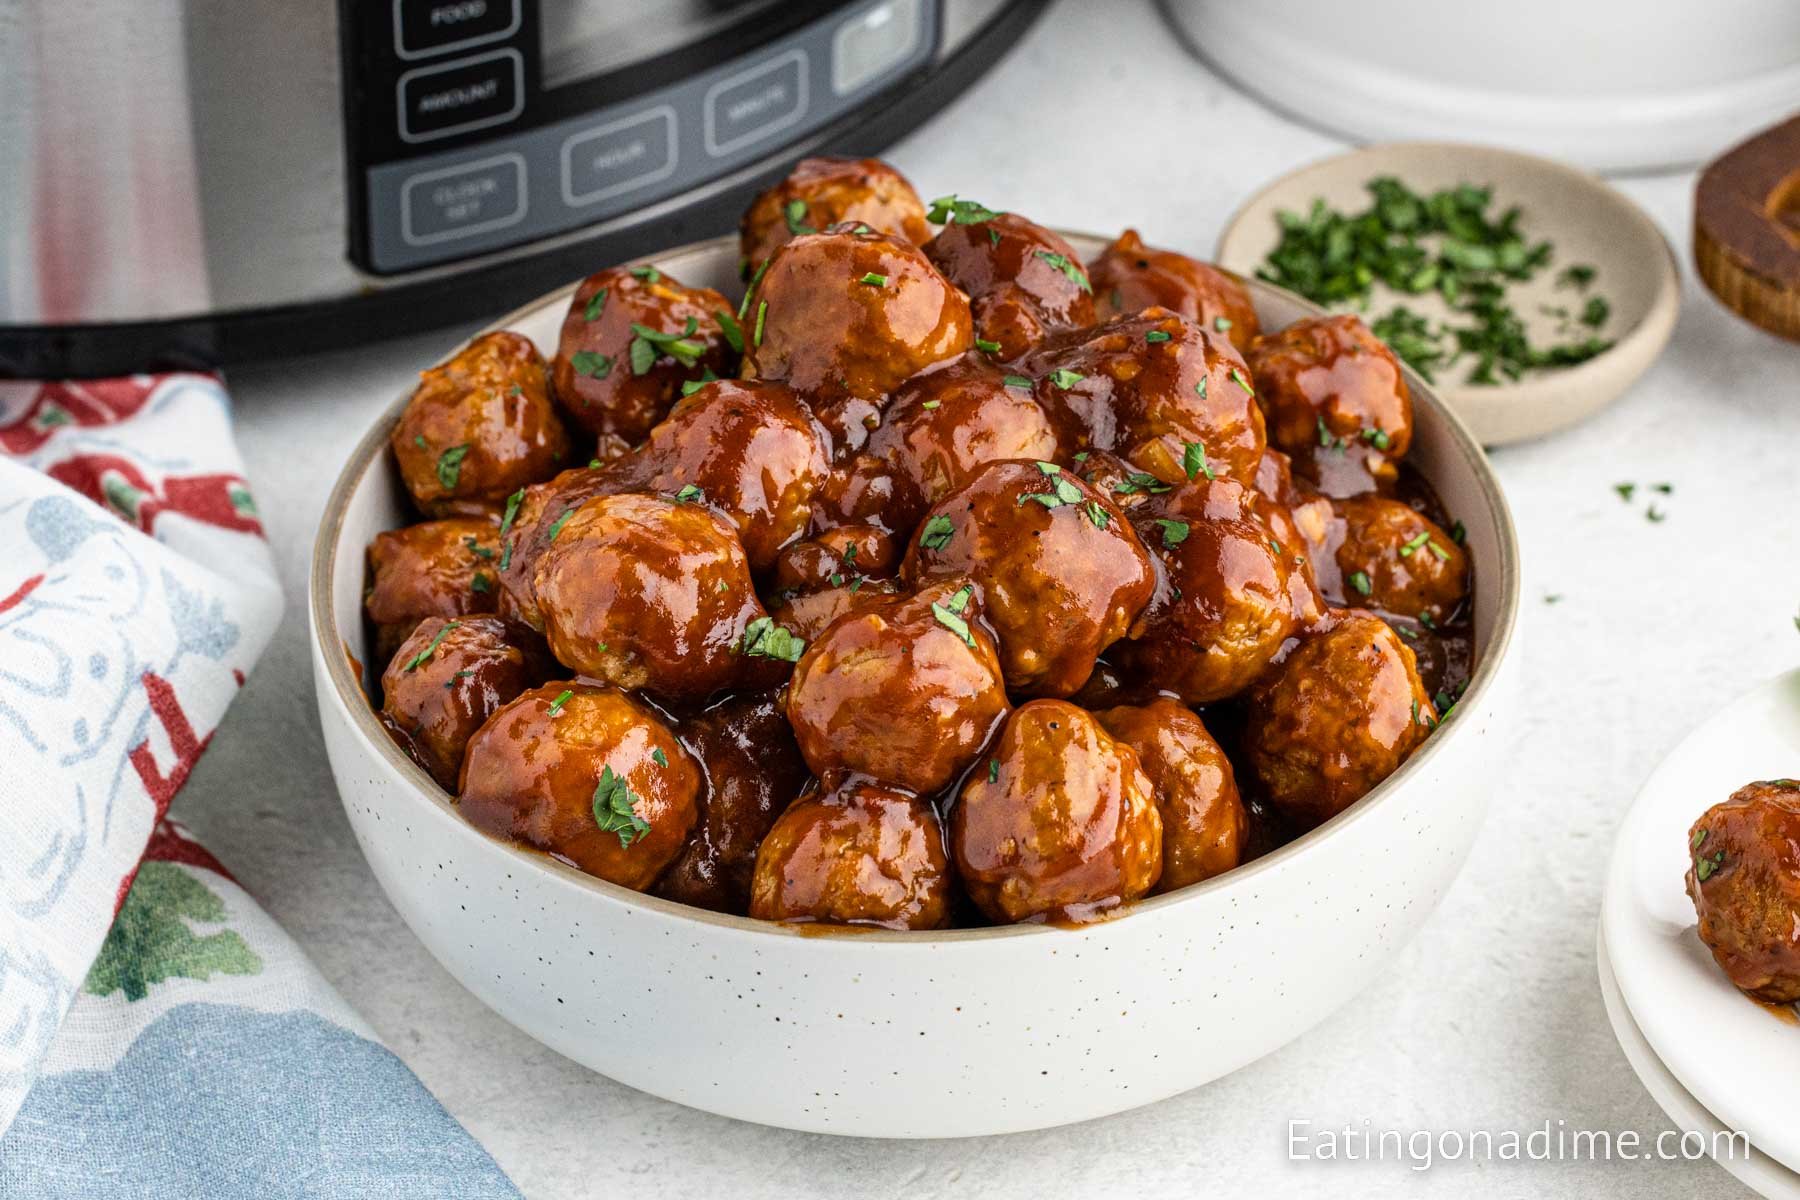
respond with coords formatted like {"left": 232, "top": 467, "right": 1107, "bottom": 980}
{"left": 343, "top": 0, "right": 938, "bottom": 275}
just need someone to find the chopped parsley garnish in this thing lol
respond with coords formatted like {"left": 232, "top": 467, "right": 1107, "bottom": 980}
{"left": 926, "top": 194, "right": 1001, "bottom": 225}
{"left": 1349, "top": 570, "right": 1373, "bottom": 596}
{"left": 583, "top": 287, "right": 608, "bottom": 321}
{"left": 930, "top": 585, "right": 977, "bottom": 647}
{"left": 1398, "top": 531, "right": 1431, "bottom": 557}
{"left": 652, "top": 747, "right": 668, "bottom": 767}
{"left": 1646, "top": 505, "right": 1667, "bottom": 523}
{"left": 738, "top": 258, "right": 769, "bottom": 320}
{"left": 754, "top": 301, "right": 768, "bottom": 347}
{"left": 1361, "top": 426, "right": 1391, "bottom": 451}
{"left": 681, "top": 368, "right": 720, "bottom": 397}
{"left": 629, "top": 266, "right": 661, "bottom": 283}
{"left": 1035, "top": 250, "right": 1091, "bottom": 293}
{"left": 1144, "top": 329, "right": 1171, "bottom": 343}
{"left": 1450, "top": 520, "right": 1467, "bottom": 544}
{"left": 402, "top": 621, "right": 459, "bottom": 671}
{"left": 1002, "top": 374, "right": 1031, "bottom": 389}
{"left": 463, "top": 536, "right": 494, "bottom": 560}
{"left": 1020, "top": 460, "right": 1084, "bottom": 510}
{"left": 1213, "top": 316, "right": 1233, "bottom": 332}
{"left": 1113, "top": 472, "right": 1171, "bottom": 496}
{"left": 1316, "top": 415, "right": 1346, "bottom": 451}
{"left": 741, "top": 616, "right": 805, "bottom": 662}
{"left": 1182, "top": 441, "right": 1215, "bottom": 481}
{"left": 1084, "top": 500, "right": 1110, "bottom": 529}
{"left": 629, "top": 318, "right": 705, "bottom": 374}
{"left": 918, "top": 514, "right": 955, "bottom": 550}
{"left": 1154, "top": 518, "right": 1190, "bottom": 549}
{"left": 988, "top": 758, "right": 1000, "bottom": 783}
{"left": 921, "top": 400, "right": 940, "bottom": 410}
{"left": 498, "top": 489, "right": 524, "bottom": 570}
{"left": 1257, "top": 177, "right": 1613, "bottom": 384}
{"left": 1695, "top": 846, "right": 1726, "bottom": 882}
{"left": 547, "top": 509, "right": 575, "bottom": 541}
{"left": 592, "top": 766, "right": 650, "bottom": 848}
{"left": 546, "top": 688, "right": 573, "bottom": 716}
{"left": 672, "top": 484, "right": 704, "bottom": 504}
{"left": 414, "top": 434, "right": 427, "bottom": 450}
{"left": 434, "top": 444, "right": 469, "bottom": 490}
{"left": 1229, "top": 367, "right": 1254, "bottom": 396}
{"left": 974, "top": 338, "right": 1001, "bottom": 354}
{"left": 471, "top": 572, "right": 492, "bottom": 594}
{"left": 1048, "top": 368, "right": 1085, "bottom": 388}
{"left": 1614, "top": 482, "right": 1636, "bottom": 502}
{"left": 714, "top": 309, "right": 744, "bottom": 353}
{"left": 570, "top": 350, "right": 612, "bottom": 379}
{"left": 859, "top": 272, "right": 888, "bottom": 287}
{"left": 1194, "top": 377, "right": 1208, "bottom": 399}
{"left": 1581, "top": 296, "right": 1610, "bottom": 328}
{"left": 1428, "top": 541, "right": 1450, "bottom": 561}
{"left": 784, "top": 198, "right": 814, "bottom": 235}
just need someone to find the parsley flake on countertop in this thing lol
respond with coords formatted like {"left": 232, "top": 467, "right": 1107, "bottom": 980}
{"left": 592, "top": 766, "right": 651, "bottom": 848}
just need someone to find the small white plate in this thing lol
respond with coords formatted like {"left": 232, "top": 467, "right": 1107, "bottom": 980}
{"left": 1600, "top": 668, "right": 1800, "bottom": 1175}
{"left": 1215, "top": 143, "right": 1680, "bottom": 447}
{"left": 1597, "top": 926, "right": 1800, "bottom": 1199}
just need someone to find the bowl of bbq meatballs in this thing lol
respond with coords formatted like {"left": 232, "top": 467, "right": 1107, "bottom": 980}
{"left": 310, "top": 156, "right": 1521, "bottom": 1136}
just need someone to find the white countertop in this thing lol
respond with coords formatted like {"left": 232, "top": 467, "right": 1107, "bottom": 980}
{"left": 187, "top": 1, "right": 1800, "bottom": 1195}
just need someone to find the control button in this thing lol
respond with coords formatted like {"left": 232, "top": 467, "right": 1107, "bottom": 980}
{"left": 397, "top": 49, "right": 523, "bottom": 143}
{"left": 393, "top": 0, "right": 520, "bottom": 60}
{"left": 561, "top": 107, "right": 678, "bottom": 207}
{"left": 832, "top": 0, "right": 921, "bottom": 96}
{"left": 399, "top": 152, "right": 527, "bottom": 246}
{"left": 704, "top": 49, "right": 808, "bottom": 157}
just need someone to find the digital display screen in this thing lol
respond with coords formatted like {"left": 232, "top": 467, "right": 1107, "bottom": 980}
{"left": 539, "top": 0, "right": 786, "bottom": 89}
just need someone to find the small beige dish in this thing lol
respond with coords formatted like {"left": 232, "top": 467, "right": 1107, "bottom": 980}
{"left": 1216, "top": 143, "right": 1680, "bottom": 447}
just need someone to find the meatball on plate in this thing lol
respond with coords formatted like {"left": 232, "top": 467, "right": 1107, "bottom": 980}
{"left": 1600, "top": 667, "right": 1800, "bottom": 1178}
{"left": 311, "top": 202, "right": 1519, "bottom": 1136}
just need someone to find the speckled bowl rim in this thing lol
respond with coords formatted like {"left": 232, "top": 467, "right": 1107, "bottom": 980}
{"left": 308, "top": 230, "right": 1522, "bottom": 945}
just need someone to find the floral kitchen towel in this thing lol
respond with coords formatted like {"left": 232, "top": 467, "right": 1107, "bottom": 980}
{"left": 0, "top": 373, "right": 518, "bottom": 1197}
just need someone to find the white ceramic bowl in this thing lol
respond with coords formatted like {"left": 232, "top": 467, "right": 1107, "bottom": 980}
{"left": 308, "top": 233, "right": 1522, "bottom": 1138}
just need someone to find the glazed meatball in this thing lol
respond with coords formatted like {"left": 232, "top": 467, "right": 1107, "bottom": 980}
{"left": 864, "top": 354, "right": 1063, "bottom": 516}
{"left": 390, "top": 332, "right": 571, "bottom": 516}
{"left": 772, "top": 523, "right": 899, "bottom": 592}
{"left": 952, "top": 700, "right": 1162, "bottom": 923}
{"left": 552, "top": 265, "right": 737, "bottom": 442}
{"left": 459, "top": 684, "right": 700, "bottom": 890}
{"left": 491, "top": 465, "right": 632, "bottom": 631}
{"left": 379, "top": 616, "right": 540, "bottom": 790}
{"left": 1251, "top": 448, "right": 1327, "bottom": 626}
{"left": 1022, "top": 308, "right": 1266, "bottom": 487}
{"left": 1091, "top": 229, "right": 1260, "bottom": 353}
{"left": 902, "top": 460, "right": 1154, "bottom": 698}
{"left": 750, "top": 775, "right": 952, "bottom": 930}
{"left": 809, "top": 452, "right": 916, "bottom": 534}
{"left": 1112, "top": 478, "right": 1297, "bottom": 704}
{"left": 739, "top": 225, "right": 973, "bottom": 433}
{"left": 740, "top": 156, "right": 931, "bottom": 274}
{"left": 610, "top": 379, "right": 830, "bottom": 571}
{"left": 786, "top": 578, "right": 1008, "bottom": 794}
{"left": 768, "top": 575, "right": 902, "bottom": 643}
{"left": 1687, "top": 780, "right": 1800, "bottom": 1004}
{"left": 365, "top": 517, "right": 502, "bottom": 664}
{"left": 1247, "top": 314, "right": 1412, "bottom": 497}
{"left": 655, "top": 693, "right": 810, "bottom": 915}
{"left": 532, "top": 493, "right": 789, "bottom": 701}
{"left": 1094, "top": 698, "right": 1247, "bottom": 892}
{"left": 1241, "top": 611, "right": 1435, "bottom": 829}
{"left": 1328, "top": 496, "right": 1469, "bottom": 626}
{"left": 924, "top": 209, "right": 1097, "bottom": 360}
